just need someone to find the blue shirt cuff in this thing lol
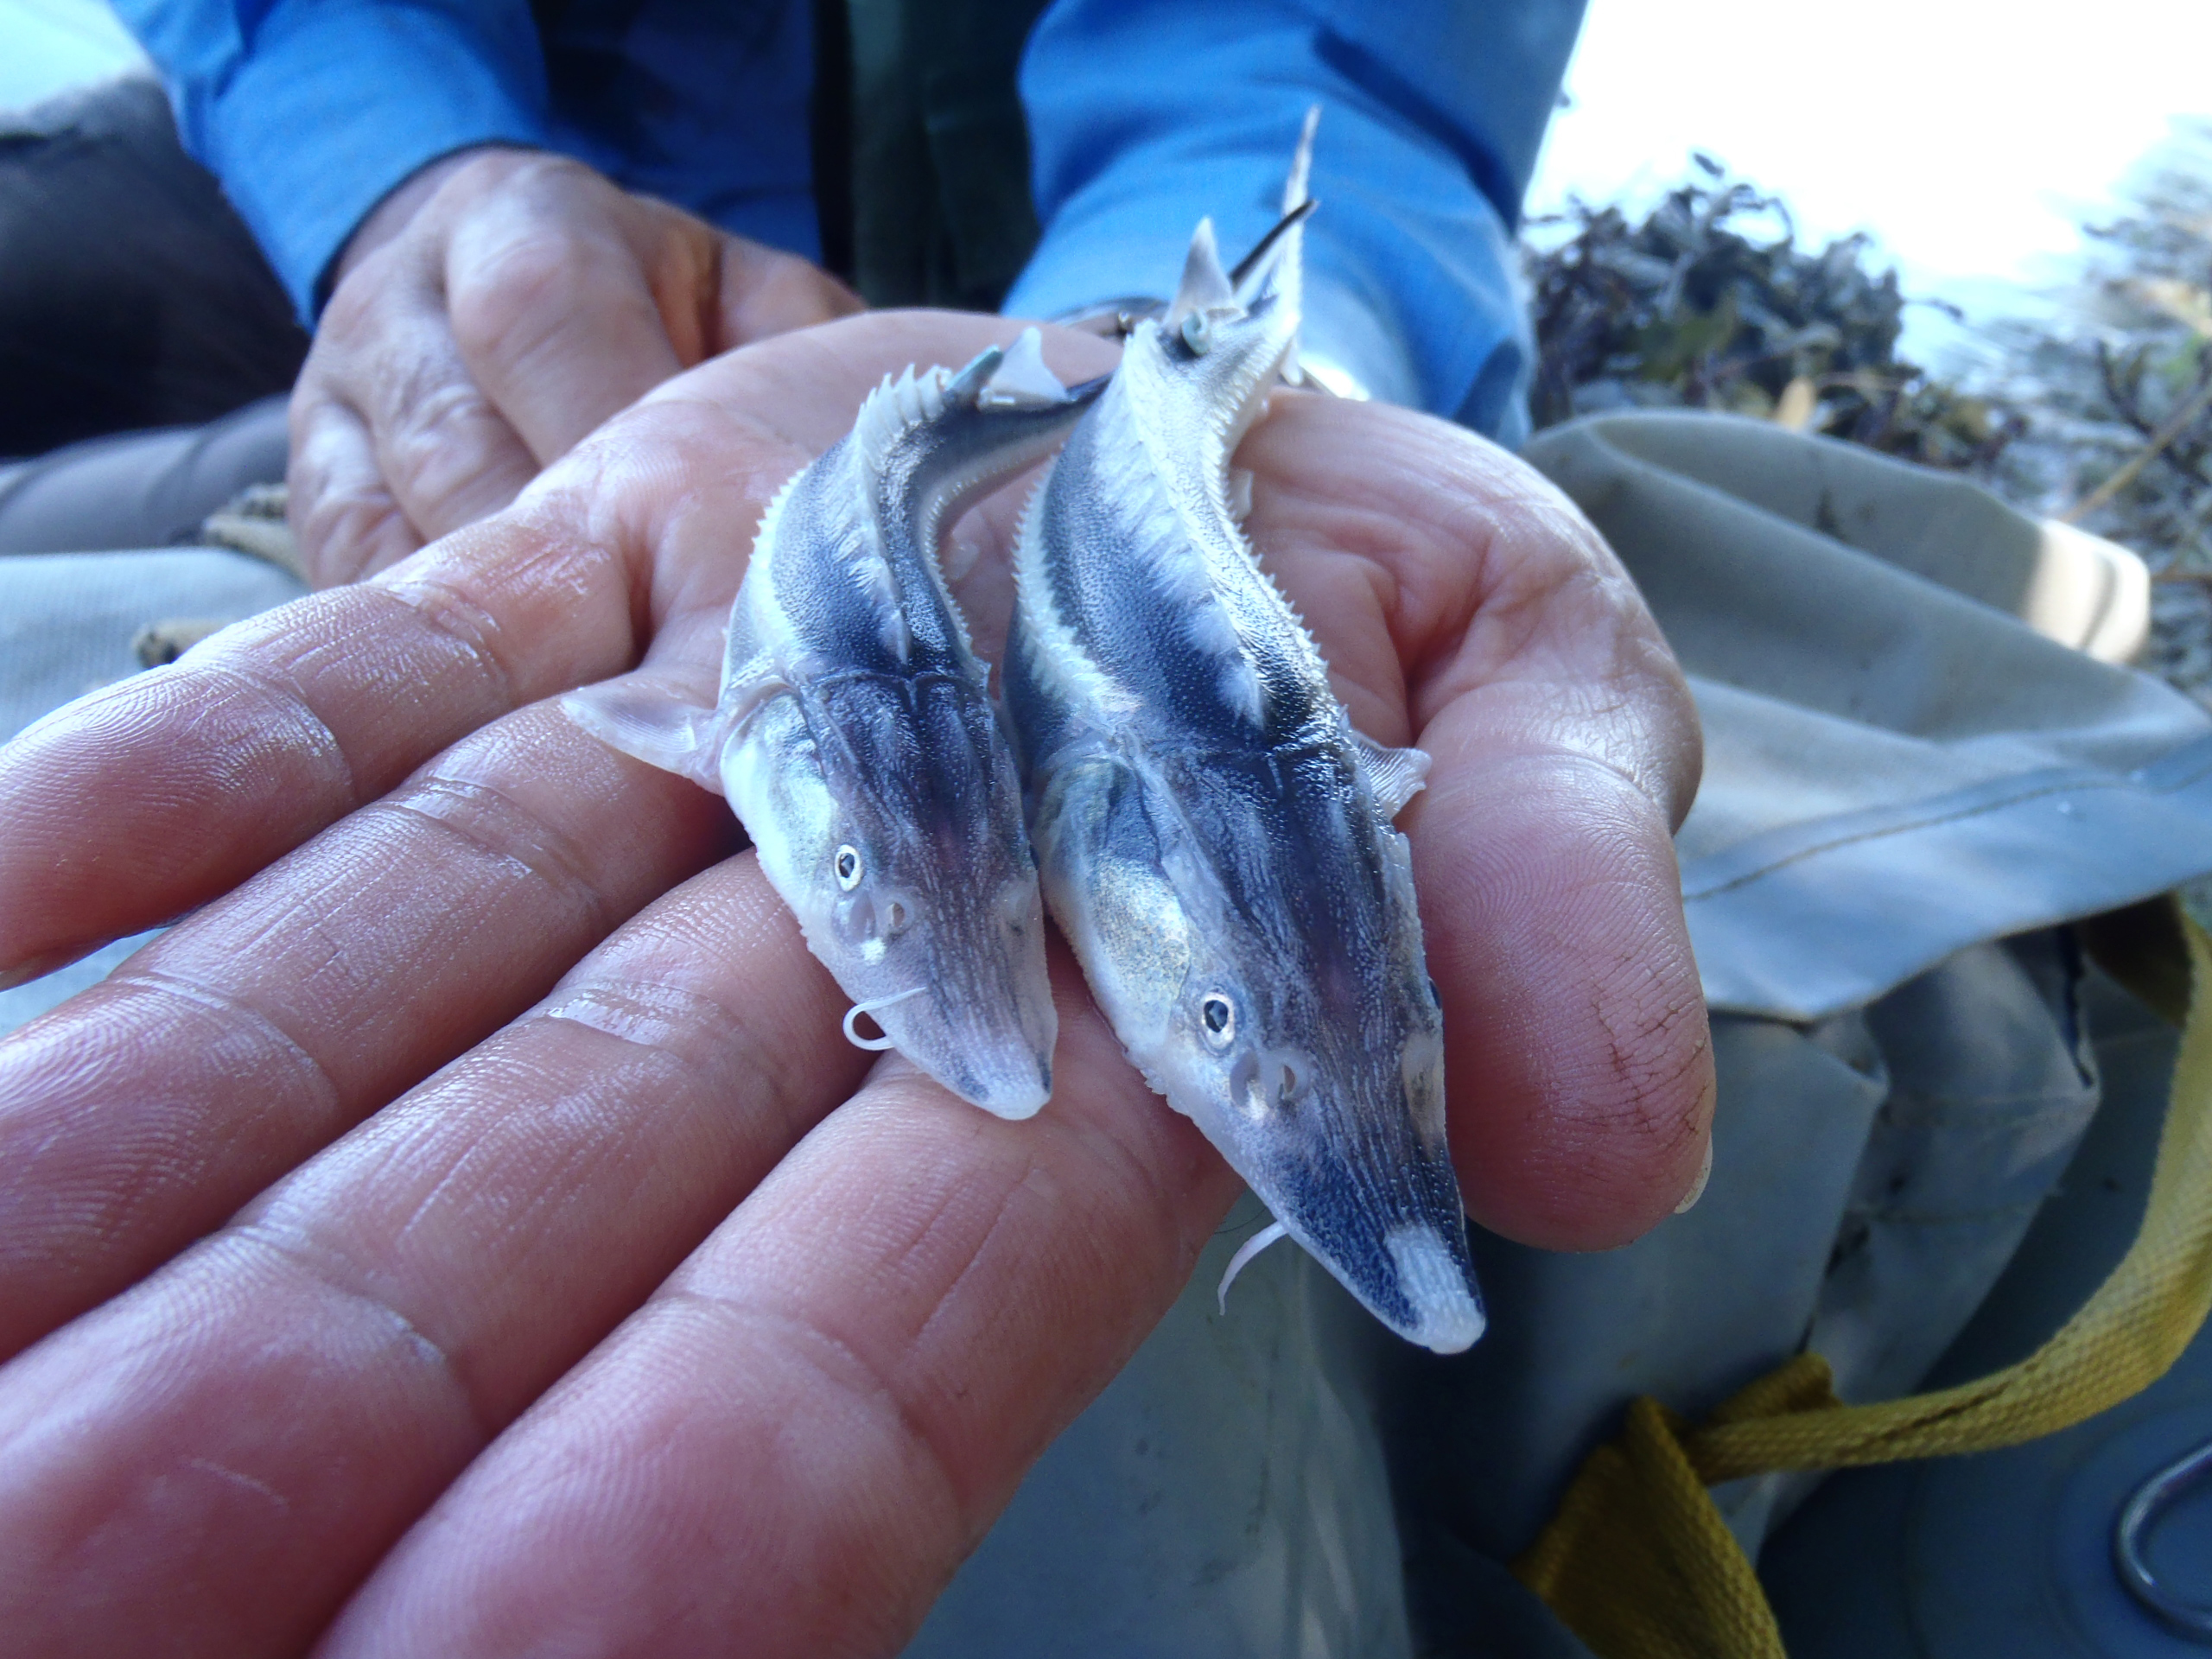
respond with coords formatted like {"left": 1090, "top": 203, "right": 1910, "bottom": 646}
{"left": 1009, "top": 0, "right": 1573, "bottom": 442}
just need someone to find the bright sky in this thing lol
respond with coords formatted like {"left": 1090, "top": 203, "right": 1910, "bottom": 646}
{"left": 0, "top": 0, "right": 143, "bottom": 112}
{"left": 1527, "top": 0, "right": 2212, "bottom": 363}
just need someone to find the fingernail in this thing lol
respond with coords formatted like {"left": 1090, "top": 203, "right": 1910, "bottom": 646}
{"left": 1674, "top": 1137, "right": 1714, "bottom": 1215}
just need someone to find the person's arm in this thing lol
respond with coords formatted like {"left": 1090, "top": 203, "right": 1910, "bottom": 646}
{"left": 110, "top": 0, "right": 861, "bottom": 587}
{"left": 1008, "top": 0, "right": 1583, "bottom": 445}
{"left": 110, "top": 0, "right": 554, "bottom": 321}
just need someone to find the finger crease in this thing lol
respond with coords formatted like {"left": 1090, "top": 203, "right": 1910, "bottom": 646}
{"left": 105, "top": 967, "right": 343, "bottom": 1128}
{"left": 532, "top": 977, "right": 741, "bottom": 1062}
{"left": 175, "top": 658, "right": 360, "bottom": 810}
{"left": 225, "top": 1217, "right": 496, "bottom": 1446}
{"left": 372, "top": 777, "right": 615, "bottom": 939}
{"left": 656, "top": 1289, "right": 970, "bottom": 1530}
{"left": 364, "top": 579, "right": 519, "bottom": 713}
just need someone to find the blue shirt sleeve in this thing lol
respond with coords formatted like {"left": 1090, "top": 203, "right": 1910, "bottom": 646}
{"left": 111, "top": 0, "right": 821, "bottom": 327}
{"left": 1006, "top": 0, "right": 1585, "bottom": 443}
{"left": 110, "top": 0, "right": 556, "bottom": 323}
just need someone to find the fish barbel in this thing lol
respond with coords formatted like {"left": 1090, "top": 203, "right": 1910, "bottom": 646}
{"left": 563, "top": 331, "right": 1100, "bottom": 1118}
{"left": 1003, "top": 115, "right": 1485, "bottom": 1351}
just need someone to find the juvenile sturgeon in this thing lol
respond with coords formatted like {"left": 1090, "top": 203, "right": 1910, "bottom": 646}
{"left": 1003, "top": 119, "right": 1485, "bottom": 1351}
{"left": 564, "top": 332, "right": 1098, "bottom": 1118}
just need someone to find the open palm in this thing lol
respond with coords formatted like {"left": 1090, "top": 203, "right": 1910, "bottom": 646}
{"left": 0, "top": 312, "right": 1712, "bottom": 1657}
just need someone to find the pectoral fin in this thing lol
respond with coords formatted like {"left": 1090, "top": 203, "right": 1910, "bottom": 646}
{"left": 561, "top": 676, "right": 737, "bottom": 797}
{"left": 1351, "top": 729, "right": 1431, "bottom": 821}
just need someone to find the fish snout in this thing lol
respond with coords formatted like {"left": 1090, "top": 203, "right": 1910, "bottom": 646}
{"left": 1262, "top": 1114, "right": 1484, "bottom": 1354}
{"left": 952, "top": 1046, "right": 1053, "bottom": 1122}
{"left": 963, "top": 876, "right": 1058, "bottom": 1117}
{"left": 914, "top": 988, "right": 1055, "bottom": 1120}
{"left": 1382, "top": 1219, "right": 1486, "bottom": 1354}
{"left": 858, "top": 975, "right": 1053, "bottom": 1120}
{"left": 860, "top": 878, "right": 1056, "bottom": 1120}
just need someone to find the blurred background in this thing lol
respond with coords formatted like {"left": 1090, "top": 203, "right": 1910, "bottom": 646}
{"left": 1520, "top": 0, "right": 2212, "bottom": 712}
{"left": 2, "top": 0, "right": 143, "bottom": 111}
{"left": 4, "top": 0, "right": 2209, "bottom": 704}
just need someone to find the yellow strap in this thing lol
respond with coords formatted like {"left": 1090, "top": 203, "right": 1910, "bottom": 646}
{"left": 1514, "top": 1395, "right": 1790, "bottom": 1659}
{"left": 1516, "top": 904, "right": 2212, "bottom": 1657}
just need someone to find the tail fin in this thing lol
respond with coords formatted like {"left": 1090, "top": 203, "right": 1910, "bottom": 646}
{"left": 1285, "top": 105, "right": 1319, "bottom": 214}
{"left": 1230, "top": 105, "right": 1319, "bottom": 316}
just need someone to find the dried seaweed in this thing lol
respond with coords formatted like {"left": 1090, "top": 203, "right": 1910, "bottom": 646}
{"left": 1990, "top": 124, "right": 2212, "bottom": 570}
{"left": 1524, "top": 135, "right": 2212, "bottom": 707}
{"left": 1524, "top": 155, "right": 2018, "bottom": 472}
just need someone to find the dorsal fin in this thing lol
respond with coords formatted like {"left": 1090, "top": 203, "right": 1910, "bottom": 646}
{"left": 1166, "top": 218, "right": 1234, "bottom": 327}
{"left": 1231, "top": 106, "right": 1320, "bottom": 315}
{"left": 979, "top": 327, "right": 1072, "bottom": 407}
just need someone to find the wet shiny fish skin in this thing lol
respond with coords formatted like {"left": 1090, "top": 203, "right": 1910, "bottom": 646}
{"left": 1002, "top": 130, "right": 1486, "bottom": 1352}
{"left": 563, "top": 333, "right": 1098, "bottom": 1119}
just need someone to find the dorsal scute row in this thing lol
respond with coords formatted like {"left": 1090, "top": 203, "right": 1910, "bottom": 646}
{"left": 850, "top": 363, "right": 951, "bottom": 474}
{"left": 834, "top": 365, "right": 962, "bottom": 667}
{"left": 1102, "top": 430, "right": 1272, "bottom": 730}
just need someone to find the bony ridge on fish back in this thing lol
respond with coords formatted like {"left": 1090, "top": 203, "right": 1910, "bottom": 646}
{"left": 563, "top": 330, "right": 1103, "bottom": 1120}
{"left": 1003, "top": 111, "right": 1486, "bottom": 1353}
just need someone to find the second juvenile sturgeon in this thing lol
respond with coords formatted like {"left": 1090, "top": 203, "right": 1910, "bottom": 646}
{"left": 1003, "top": 124, "right": 1486, "bottom": 1351}
{"left": 564, "top": 331, "right": 1098, "bottom": 1118}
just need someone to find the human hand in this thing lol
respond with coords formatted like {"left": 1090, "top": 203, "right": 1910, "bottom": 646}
{"left": 0, "top": 312, "right": 1712, "bottom": 1656}
{"left": 290, "top": 146, "right": 863, "bottom": 586}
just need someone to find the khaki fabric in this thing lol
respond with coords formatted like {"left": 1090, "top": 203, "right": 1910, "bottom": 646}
{"left": 1525, "top": 412, "right": 2212, "bottom": 1021}
{"left": 1514, "top": 909, "right": 2212, "bottom": 1659}
{"left": 0, "top": 394, "right": 288, "bottom": 556}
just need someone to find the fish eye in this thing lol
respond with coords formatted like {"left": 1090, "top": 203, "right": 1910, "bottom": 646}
{"left": 1199, "top": 993, "right": 1236, "bottom": 1048}
{"left": 835, "top": 845, "right": 863, "bottom": 890}
{"left": 1179, "top": 311, "right": 1213, "bottom": 356}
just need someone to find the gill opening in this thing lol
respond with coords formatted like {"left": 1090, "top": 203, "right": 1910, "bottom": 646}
{"left": 842, "top": 985, "right": 928, "bottom": 1052}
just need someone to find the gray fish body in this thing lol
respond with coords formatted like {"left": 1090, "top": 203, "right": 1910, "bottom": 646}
{"left": 1005, "top": 193, "right": 1485, "bottom": 1351}
{"left": 567, "top": 337, "right": 1092, "bottom": 1118}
